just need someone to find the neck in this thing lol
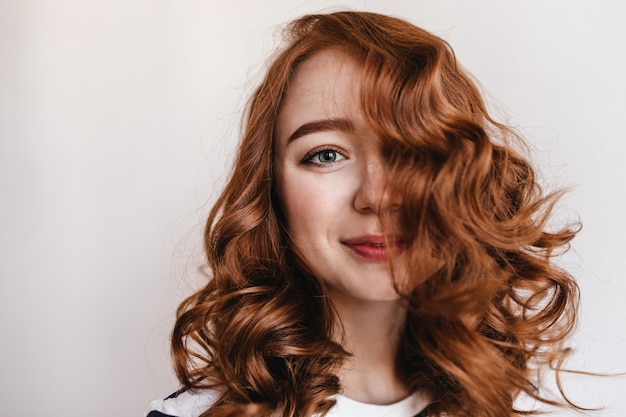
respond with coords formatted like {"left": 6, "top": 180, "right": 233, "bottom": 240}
{"left": 328, "top": 288, "right": 409, "bottom": 405}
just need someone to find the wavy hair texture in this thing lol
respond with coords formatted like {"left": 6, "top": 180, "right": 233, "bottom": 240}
{"left": 171, "top": 11, "right": 581, "bottom": 417}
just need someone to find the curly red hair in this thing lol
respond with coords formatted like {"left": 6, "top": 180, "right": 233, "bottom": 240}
{"left": 171, "top": 11, "right": 580, "bottom": 417}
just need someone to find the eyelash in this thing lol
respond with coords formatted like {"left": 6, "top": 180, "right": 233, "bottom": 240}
{"left": 301, "top": 147, "right": 347, "bottom": 166}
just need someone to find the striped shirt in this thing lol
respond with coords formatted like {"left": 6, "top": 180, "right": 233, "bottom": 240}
{"left": 146, "top": 388, "right": 430, "bottom": 417}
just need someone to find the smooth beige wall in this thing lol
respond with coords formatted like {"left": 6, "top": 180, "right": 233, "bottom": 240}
{"left": 1, "top": 1, "right": 624, "bottom": 416}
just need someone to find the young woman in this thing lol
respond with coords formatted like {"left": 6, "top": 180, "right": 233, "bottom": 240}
{"left": 147, "top": 11, "right": 580, "bottom": 417}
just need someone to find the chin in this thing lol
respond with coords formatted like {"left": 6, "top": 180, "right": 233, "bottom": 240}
{"left": 339, "top": 286, "right": 403, "bottom": 303}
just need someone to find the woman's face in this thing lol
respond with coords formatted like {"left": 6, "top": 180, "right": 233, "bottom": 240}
{"left": 275, "top": 50, "right": 405, "bottom": 302}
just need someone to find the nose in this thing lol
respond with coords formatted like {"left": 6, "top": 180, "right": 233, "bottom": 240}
{"left": 353, "top": 156, "right": 399, "bottom": 214}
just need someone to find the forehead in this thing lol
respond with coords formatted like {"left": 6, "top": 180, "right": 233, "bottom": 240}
{"left": 276, "top": 50, "right": 364, "bottom": 142}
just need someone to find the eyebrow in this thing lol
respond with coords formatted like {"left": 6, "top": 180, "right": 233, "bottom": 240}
{"left": 287, "top": 118, "right": 355, "bottom": 143}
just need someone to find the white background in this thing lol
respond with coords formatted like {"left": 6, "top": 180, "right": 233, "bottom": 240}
{"left": 1, "top": 1, "right": 625, "bottom": 416}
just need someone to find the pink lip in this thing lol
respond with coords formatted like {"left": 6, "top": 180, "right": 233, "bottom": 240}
{"left": 341, "top": 235, "right": 407, "bottom": 263}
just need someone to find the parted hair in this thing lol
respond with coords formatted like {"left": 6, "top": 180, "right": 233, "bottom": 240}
{"left": 171, "top": 11, "right": 581, "bottom": 417}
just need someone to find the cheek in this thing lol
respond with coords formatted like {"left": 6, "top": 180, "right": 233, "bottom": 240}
{"left": 282, "top": 179, "right": 324, "bottom": 237}
{"left": 279, "top": 173, "right": 348, "bottom": 245}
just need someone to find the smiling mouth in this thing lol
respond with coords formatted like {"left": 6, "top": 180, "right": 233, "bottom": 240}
{"left": 341, "top": 235, "right": 407, "bottom": 262}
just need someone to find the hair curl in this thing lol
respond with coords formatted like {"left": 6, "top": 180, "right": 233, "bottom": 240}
{"left": 171, "top": 11, "right": 581, "bottom": 417}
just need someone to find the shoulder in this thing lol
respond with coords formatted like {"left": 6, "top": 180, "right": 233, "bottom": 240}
{"left": 146, "top": 388, "right": 220, "bottom": 417}
{"left": 146, "top": 389, "right": 430, "bottom": 417}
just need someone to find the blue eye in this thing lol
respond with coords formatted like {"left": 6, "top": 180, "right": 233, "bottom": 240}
{"left": 317, "top": 150, "right": 338, "bottom": 163}
{"left": 304, "top": 148, "right": 346, "bottom": 165}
